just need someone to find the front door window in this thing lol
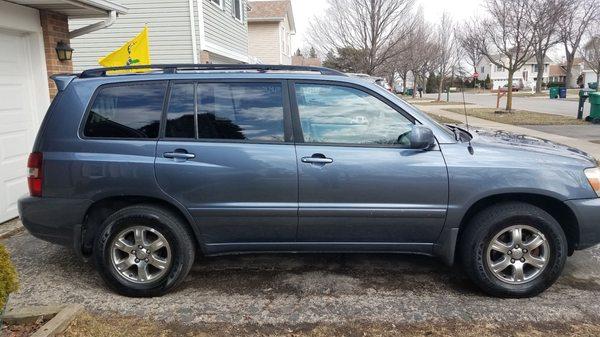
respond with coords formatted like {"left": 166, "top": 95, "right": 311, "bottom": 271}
{"left": 294, "top": 83, "right": 414, "bottom": 146}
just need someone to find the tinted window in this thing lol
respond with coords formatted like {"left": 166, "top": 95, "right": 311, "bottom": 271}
{"left": 295, "top": 84, "right": 413, "bottom": 145}
{"left": 197, "top": 83, "right": 285, "bottom": 142}
{"left": 165, "top": 83, "right": 195, "bottom": 138}
{"left": 84, "top": 82, "right": 166, "bottom": 138}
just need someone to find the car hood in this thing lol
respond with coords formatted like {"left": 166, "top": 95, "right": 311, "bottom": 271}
{"left": 470, "top": 129, "right": 596, "bottom": 165}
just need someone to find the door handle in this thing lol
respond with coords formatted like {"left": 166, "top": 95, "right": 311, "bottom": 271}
{"left": 301, "top": 154, "right": 333, "bottom": 164}
{"left": 164, "top": 151, "right": 195, "bottom": 160}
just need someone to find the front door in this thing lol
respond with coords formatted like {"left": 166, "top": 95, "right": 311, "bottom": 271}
{"left": 291, "top": 82, "right": 448, "bottom": 248}
{"left": 155, "top": 80, "right": 298, "bottom": 249}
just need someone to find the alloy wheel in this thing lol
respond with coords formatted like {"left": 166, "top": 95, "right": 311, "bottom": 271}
{"left": 485, "top": 225, "right": 550, "bottom": 285}
{"left": 110, "top": 226, "right": 172, "bottom": 284}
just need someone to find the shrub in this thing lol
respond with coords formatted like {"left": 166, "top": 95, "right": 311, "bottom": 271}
{"left": 0, "top": 243, "right": 18, "bottom": 310}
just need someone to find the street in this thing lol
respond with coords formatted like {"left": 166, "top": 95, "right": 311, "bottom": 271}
{"left": 3, "top": 230, "right": 600, "bottom": 329}
{"left": 423, "top": 92, "right": 591, "bottom": 118}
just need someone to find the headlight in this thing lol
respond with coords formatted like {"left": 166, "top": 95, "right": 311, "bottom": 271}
{"left": 584, "top": 167, "right": 600, "bottom": 197}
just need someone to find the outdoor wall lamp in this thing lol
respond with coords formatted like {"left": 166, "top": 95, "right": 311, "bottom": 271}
{"left": 55, "top": 41, "right": 73, "bottom": 61}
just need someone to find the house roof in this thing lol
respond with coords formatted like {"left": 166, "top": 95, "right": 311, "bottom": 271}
{"left": 248, "top": 0, "right": 295, "bottom": 33}
{"left": 8, "top": 0, "right": 127, "bottom": 18}
{"left": 549, "top": 64, "right": 566, "bottom": 77}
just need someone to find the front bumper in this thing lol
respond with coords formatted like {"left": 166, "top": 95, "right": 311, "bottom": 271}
{"left": 18, "top": 196, "right": 92, "bottom": 247}
{"left": 566, "top": 198, "right": 600, "bottom": 250}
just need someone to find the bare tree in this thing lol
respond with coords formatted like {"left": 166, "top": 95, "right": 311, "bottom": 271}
{"left": 456, "top": 20, "right": 482, "bottom": 76}
{"left": 530, "top": 0, "right": 568, "bottom": 93}
{"left": 465, "top": 0, "right": 536, "bottom": 111}
{"left": 308, "top": 0, "right": 417, "bottom": 75}
{"left": 434, "top": 12, "right": 459, "bottom": 101}
{"left": 582, "top": 28, "right": 600, "bottom": 91}
{"left": 558, "top": 0, "right": 600, "bottom": 88}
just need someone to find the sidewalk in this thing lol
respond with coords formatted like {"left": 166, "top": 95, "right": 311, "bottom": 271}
{"left": 419, "top": 104, "right": 600, "bottom": 160}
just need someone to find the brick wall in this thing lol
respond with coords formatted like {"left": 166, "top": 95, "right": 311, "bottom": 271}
{"left": 39, "top": 10, "right": 72, "bottom": 98}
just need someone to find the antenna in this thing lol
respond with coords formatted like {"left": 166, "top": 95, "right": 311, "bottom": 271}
{"left": 461, "top": 69, "right": 474, "bottom": 155}
{"left": 461, "top": 82, "right": 470, "bottom": 131}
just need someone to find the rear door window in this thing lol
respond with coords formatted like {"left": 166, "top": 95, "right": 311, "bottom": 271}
{"left": 84, "top": 81, "right": 167, "bottom": 139}
{"left": 197, "top": 83, "right": 285, "bottom": 142}
{"left": 164, "top": 82, "right": 286, "bottom": 142}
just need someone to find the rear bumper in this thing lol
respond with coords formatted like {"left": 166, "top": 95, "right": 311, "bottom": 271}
{"left": 18, "top": 196, "right": 92, "bottom": 248}
{"left": 566, "top": 198, "right": 600, "bottom": 250}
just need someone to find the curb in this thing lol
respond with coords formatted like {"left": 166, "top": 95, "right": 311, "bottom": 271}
{"left": 0, "top": 219, "right": 24, "bottom": 240}
{"left": 0, "top": 225, "right": 25, "bottom": 240}
{"left": 3, "top": 304, "right": 83, "bottom": 337}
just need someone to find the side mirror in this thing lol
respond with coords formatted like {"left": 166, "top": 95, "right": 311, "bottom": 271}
{"left": 409, "top": 125, "right": 436, "bottom": 150}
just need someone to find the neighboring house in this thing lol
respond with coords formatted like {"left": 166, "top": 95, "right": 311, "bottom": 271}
{"left": 476, "top": 55, "right": 551, "bottom": 89}
{"left": 70, "top": 0, "right": 250, "bottom": 71}
{"left": 247, "top": 0, "right": 295, "bottom": 65}
{"left": 0, "top": 0, "right": 126, "bottom": 223}
{"left": 582, "top": 64, "right": 598, "bottom": 88}
{"left": 547, "top": 58, "right": 588, "bottom": 87}
{"left": 548, "top": 64, "right": 566, "bottom": 84}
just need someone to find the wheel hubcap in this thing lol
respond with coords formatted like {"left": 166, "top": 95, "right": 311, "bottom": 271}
{"left": 486, "top": 225, "right": 550, "bottom": 285}
{"left": 110, "top": 226, "right": 172, "bottom": 284}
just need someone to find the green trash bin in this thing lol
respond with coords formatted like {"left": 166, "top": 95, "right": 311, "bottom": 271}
{"left": 589, "top": 91, "right": 600, "bottom": 120}
{"left": 549, "top": 87, "right": 559, "bottom": 99}
{"left": 406, "top": 88, "right": 414, "bottom": 96}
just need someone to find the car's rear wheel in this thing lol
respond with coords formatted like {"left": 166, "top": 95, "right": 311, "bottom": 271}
{"left": 460, "top": 202, "right": 567, "bottom": 298}
{"left": 94, "top": 204, "right": 195, "bottom": 297}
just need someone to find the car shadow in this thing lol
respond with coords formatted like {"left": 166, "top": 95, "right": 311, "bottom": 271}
{"left": 182, "top": 253, "right": 483, "bottom": 297}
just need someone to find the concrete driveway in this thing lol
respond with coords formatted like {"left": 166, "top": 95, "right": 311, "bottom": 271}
{"left": 3, "top": 230, "right": 600, "bottom": 328}
{"left": 423, "top": 92, "right": 590, "bottom": 118}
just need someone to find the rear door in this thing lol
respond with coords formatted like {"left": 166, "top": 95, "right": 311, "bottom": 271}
{"left": 291, "top": 81, "right": 448, "bottom": 248}
{"left": 155, "top": 80, "right": 298, "bottom": 248}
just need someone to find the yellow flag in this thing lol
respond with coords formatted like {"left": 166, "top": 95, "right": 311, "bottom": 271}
{"left": 99, "top": 26, "right": 150, "bottom": 71}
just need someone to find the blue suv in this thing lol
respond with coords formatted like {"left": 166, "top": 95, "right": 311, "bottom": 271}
{"left": 18, "top": 64, "right": 600, "bottom": 298}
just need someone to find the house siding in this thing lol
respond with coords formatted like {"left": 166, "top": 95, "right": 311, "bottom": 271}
{"left": 248, "top": 21, "right": 280, "bottom": 64}
{"left": 203, "top": 0, "right": 248, "bottom": 60}
{"left": 70, "top": 0, "right": 196, "bottom": 71}
{"left": 280, "top": 14, "right": 291, "bottom": 65}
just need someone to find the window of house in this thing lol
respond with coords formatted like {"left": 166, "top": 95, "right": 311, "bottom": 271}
{"left": 84, "top": 82, "right": 167, "bottom": 139}
{"left": 294, "top": 84, "right": 413, "bottom": 145}
{"left": 495, "top": 64, "right": 504, "bottom": 72}
{"left": 196, "top": 83, "right": 285, "bottom": 142}
{"left": 533, "top": 64, "right": 545, "bottom": 73}
{"left": 480, "top": 66, "right": 485, "bottom": 73}
{"left": 232, "top": 0, "right": 242, "bottom": 21}
{"left": 210, "top": 0, "right": 222, "bottom": 9}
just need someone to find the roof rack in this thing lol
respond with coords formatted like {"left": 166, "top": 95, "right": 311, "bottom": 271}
{"left": 79, "top": 64, "right": 347, "bottom": 78}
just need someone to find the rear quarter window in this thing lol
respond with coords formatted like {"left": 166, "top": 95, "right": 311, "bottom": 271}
{"left": 83, "top": 81, "right": 167, "bottom": 139}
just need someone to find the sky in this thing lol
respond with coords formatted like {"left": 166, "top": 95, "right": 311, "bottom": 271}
{"left": 289, "top": 0, "right": 484, "bottom": 51}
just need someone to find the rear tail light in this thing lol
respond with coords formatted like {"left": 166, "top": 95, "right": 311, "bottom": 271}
{"left": 27, "top": 152, "right": 43, "bottom": 197}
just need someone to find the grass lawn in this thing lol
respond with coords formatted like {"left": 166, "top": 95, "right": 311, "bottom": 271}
{"left": 444, "top": 107, "right": 587, "bottom": 125}
{"left": 426, "top": 113, "right": 461, "bottom": 125}
{"left": 59, "top": 312, "right": 600, "bottom": 337}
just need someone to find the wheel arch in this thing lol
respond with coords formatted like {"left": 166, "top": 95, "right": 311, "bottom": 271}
{"left": 456, "top": 193, "right": 579, "bottom": 258}
{"left": 80, "top": 195, "right": 204, "bottom": 257}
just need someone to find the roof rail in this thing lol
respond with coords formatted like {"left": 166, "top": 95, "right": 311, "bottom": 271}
{"left": 79, "top": 64, "right": 347, "bottom": 78}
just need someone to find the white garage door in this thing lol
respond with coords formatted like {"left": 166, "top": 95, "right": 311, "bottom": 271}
{"left": 0, "top": 29, "right": 38, "bottom": 223}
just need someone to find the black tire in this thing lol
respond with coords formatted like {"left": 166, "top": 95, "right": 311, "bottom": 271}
{"left": 93, "top": 204, "right": 195, "bottom": 297}
{"left": 459, "top": 202, "right": 567, "bottom": 298}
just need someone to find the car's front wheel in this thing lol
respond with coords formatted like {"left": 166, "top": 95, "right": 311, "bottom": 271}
{"left": 460, "top": 202, "right": 568, "bottom": 297}
{"left": 94, "top": 204, "right": 195, "bottom": 297}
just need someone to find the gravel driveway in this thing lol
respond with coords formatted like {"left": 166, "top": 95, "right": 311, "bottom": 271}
{"left": 3, "top": 230, "right": 600, "bottom": 328}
